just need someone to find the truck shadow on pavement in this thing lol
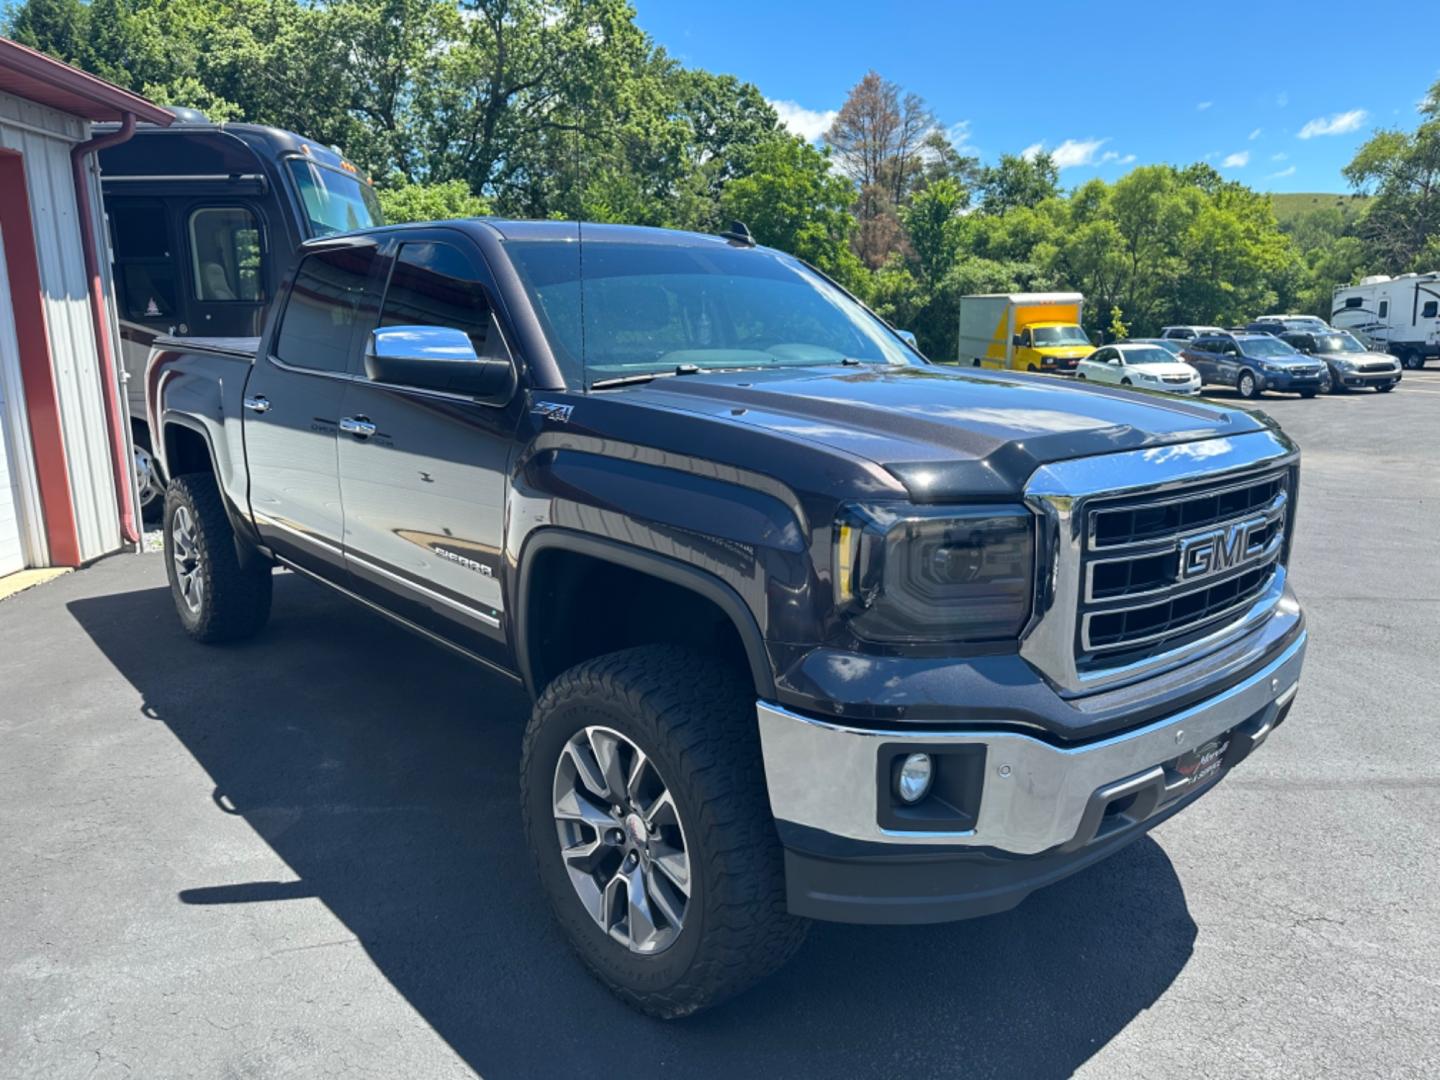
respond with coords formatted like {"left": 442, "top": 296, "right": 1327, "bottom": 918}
{"left": 69, "top": 573, "right": 1198, "bottom": 1080}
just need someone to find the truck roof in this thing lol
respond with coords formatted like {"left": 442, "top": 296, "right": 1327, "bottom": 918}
{"left": 963, "top": 292, "right": 1083, "bottom": 304}
{"left": 96, "top": 119, "right": 357, "bottom": 174}
{"left": 306, "top": 218, "right": 778, "bottom": 251}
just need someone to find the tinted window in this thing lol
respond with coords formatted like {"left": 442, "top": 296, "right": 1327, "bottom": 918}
{"left": 1423, "top": 300, "right": 1438, "bottom": 319}
{"left": 189, "top": 207, "right": 262, "bottom": 302}
{"left": 109, "top": 200, "right": 176, "bottom": 322}
{"left": 379, "top": 242, "right": 510, "bottom": 361}
{"left": 1379, "top": 300, "right": 1389, "bottom": 318}
{"left": 275, "top": 245, "right": 378, "bottom": 372}
{"left": 1091, "top": 347, "right": 1115, "bottom": 363}
{"left": 1122, "top": 347, "right": 1177, "bottom": 366}
{"left": 1344, "top": 297, "right": 1363, "bottom": 309}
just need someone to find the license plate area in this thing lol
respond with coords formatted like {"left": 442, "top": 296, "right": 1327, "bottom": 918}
{"left": 1163, "top": 734, "right": 1231, "bottom": 794}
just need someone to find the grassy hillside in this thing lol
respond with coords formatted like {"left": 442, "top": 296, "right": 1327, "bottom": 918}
{"left": 1270, "top": 192, "right": 1369, "bottom": 226}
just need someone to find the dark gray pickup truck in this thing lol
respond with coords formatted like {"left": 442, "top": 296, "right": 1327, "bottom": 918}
{"left": 148, "top": 219, "right": 1308, "bottom": 1016}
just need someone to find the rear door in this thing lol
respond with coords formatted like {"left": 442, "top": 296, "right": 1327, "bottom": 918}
{"left": 1183, "top": 338, "right": 1217, "bottom": 383}
{"left": 243, "top": 240, "right": 379, "bottom": 578}
{"left": 335, "top": 233, "right": 523, "bottom": 665}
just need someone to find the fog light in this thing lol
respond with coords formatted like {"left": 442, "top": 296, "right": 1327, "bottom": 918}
{"left": 896, "top": 753, "right": 934, "bottom": 804}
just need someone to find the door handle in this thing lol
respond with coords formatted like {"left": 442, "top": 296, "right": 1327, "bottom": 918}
{"left": 243, "top": 395, "right": 270, "bottom": 414}
{"left": 339, "top": 416, "right": 377, "bottom": 438}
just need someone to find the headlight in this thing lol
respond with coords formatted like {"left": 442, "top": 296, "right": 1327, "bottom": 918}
{"left": 1335, "top": 359, "right": 1356, "bottom": 370}
{"left": 834, "top": 504, "right": 1035, "bottom": 643}
{"left": 1261, "top": 362, "right": 1285, "bottom": 373}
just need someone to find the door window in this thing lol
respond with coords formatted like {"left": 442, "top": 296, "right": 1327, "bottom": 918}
{"left": 379, "top": 242, "right": 511, "bottom": 364}
{"left": 274, "top": 245, "right": 378, "bottom": 372}
{"left": 189, "top": 208, "right": 262, "bottom": 302}
{"left": 109, "top": 200, "right": 177, "bottom": 322}
{"left": 1379, "top": 300, "right": 1389, "bottom": 319}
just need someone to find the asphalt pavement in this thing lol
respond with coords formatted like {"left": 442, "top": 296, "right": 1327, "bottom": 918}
{"left": 1, "top": 370, "right": 1438, "bottom": 1079}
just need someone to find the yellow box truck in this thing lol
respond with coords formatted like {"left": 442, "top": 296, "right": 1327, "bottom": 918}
{"left": 958, "top": 292, "right": 1095, "bottom": 373}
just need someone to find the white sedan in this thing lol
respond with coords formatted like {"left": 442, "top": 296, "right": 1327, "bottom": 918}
{"left": 1076, "top": 343, "right": 1202, "bottom": 395}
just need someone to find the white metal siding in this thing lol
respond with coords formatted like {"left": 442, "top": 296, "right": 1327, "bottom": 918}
{"left": 0, "top": 91, "right": 122, "bottom": 563}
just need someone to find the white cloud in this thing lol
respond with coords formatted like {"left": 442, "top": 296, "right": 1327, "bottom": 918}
{"left": 945, "top": 120, "right": 974, "bottom": 151}
{"left": 1020, "top": 142, "right": 1044, "bottom": 160}
{"left": 1099, "top": 150, "right": 1137, "bottom": 165}
{"left": 1276, "top": 91, "right": 1289, "bottom": 108}
{"left": 1249, "top": 127, "right": 1263, "bottom": 140}
{"left": 1051, "top": 137, "right": 1109, "bottom": 168}
{"left": 1298, "top": 109, "right": 1368, "bottom": 138}
{"left": 1222, "top": 150, "right": 1250, "bottom": 168}
{"left": 1271, "top": 152, "right": 1288, "bottom": 162}
{"left": 769, "top": 99, "right": 837, "bottom": 143}
{"left": 1197, "top": 101, "right": 1213, "bottom": 111}
{"left": 1267, "top": 165, "right": 1297, "bottom": 179}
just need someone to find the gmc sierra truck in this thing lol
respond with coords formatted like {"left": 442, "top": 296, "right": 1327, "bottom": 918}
{"left": 148, "top": 219, "right": 1308, "bottom": 1017}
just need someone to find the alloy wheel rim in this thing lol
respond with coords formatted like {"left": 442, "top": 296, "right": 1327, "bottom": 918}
{"left": 134, "top": 445, "right": 161, "bottom": 507}
{"left": 552, "top": 725, "right": 691, "bottom": 955}
{"left": 171, "top": 505, "right": 204, "bottom": 615}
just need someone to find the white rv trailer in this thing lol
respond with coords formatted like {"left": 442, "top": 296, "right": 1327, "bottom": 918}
{"left": 1332, "top": 272, "right": 1440, "bottom": 369}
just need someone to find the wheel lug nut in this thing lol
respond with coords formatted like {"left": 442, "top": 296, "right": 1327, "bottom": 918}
{"left": 606, "top": 829, "right": 623, "bottom": 845}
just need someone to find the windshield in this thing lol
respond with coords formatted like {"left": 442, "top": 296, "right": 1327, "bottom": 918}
{"left": 286, "top": 159, "right": 383, "bottom": 237}
{"left": 1312, "top": 332, "right": 1365, "bottom": 353}
{"left": 1123, "top": 347, "right": 1179, "bottom": 367}
{"left": 505, "top": 239, "right": 917, "bottom": 387}
{"left": 1243, "top": 337, "right": 1301, "bottom": 358}
{"left": 1031, "top": 325, "right": 1091, "bottom": 346}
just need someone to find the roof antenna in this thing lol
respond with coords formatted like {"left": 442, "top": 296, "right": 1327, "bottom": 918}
{"left": 719, "top": 220, "right": 755, "bottom": 247}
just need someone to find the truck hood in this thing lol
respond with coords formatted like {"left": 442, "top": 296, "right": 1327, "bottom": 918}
{"left": 626, "top": 364, "right": 1267, "bottom": 501}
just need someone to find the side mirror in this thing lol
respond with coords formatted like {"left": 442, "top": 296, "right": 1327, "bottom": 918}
{"left": 1012, "top": 333, "right": 1025, "bottom": 347}
{"left": 896, "top": 329, "right": 919, "bottom": 350}
{"left": 366, "top": 325, "right": 513, "bottom": 398}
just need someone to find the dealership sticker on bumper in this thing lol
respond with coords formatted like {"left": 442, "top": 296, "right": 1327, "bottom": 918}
{"left": 1169, "top": 736, "right": 1230, "bottom": 789}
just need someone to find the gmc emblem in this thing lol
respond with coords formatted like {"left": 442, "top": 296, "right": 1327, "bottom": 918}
{"left": 1177, "top": 516, "right": 1268, "bottom": 582}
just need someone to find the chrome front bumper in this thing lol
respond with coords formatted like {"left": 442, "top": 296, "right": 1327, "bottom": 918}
{"left": 757, "top": 631, "right": 1305, "bottom": 857}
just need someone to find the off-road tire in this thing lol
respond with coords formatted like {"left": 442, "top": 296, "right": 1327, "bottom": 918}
{"left": 521, "top": 645, "right": 808, "bottom": 1018}
{"left": 163, "top": 473, "right": 272, "bottom": 643}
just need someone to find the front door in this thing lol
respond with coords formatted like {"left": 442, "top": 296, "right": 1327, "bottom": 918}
{"left": 336, "top": 234, "right": 522, "bottom": 664}
{"left": 182, "top": 203, "right": 269, "bottom": 339}
{"left": 243, "top": 241, "right": 378, "bottom": 578}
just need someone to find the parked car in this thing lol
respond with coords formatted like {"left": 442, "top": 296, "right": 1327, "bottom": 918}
{"left": 1076, "top": 343, "right": 1201, "bottom": 394}
{"left": 1125, "top": 337, "right": 1188, "bottom": 357}
{"left": 1246, "top": 315, "right": 1331, "bottom": 336}
{"left": 147, "top": 219, "right": 1308, "bottom": 1017}
{"left": 1181, "top": 332, "right": 1327, "bottom": 399}
{"left": 98, "top": 110, "right": 383, "bottom": 518}
{"left": 1160, "top": 324, "right": 1225, "bottom": 340}
{"left": 958, "top": 292, "right": 1095, "bottom": 372}
{"left": 1332, "top": 272, "right": 1440, "bottom": 369}
{"left": 1280, "top": 329, "right": 1401, "bottom": 393}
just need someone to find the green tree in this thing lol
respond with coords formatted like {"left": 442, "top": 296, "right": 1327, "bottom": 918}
{"left": 975, "top": 152, "right": 1060, "bottom": 215}
{"left": 719, "top": 135, "right": 864, "bottom": 288}
{"left": 376, "top": 179, "right": 492, "bottom": 223}
{"left": 1344, "top": 79, "right": 1440, "bottom": 272}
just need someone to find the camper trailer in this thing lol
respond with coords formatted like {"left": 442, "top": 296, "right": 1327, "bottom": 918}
{"left": 1332, "top": 273, "right": 1440, "bottom": 370}
{"left": 97, "top": 109, "right": 383, "bottom": 515}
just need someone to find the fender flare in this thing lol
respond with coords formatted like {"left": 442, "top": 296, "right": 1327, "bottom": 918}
{"left": 514, "top": 528, "right": 775, "bottom": 701}
{"left": 159, "top": 413, "right": 265, "bottom": 565}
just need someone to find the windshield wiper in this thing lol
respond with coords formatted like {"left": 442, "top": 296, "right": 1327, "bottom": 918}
{"left": 590, "top": 364, "right": 711, "bottom": 390}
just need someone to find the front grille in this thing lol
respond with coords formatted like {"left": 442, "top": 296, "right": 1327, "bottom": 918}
{"left": 1360, "top": 362, "right": 1394, "bottom": 373}
{"left": 1076, "top": 470, "right": 1289, "bottom": 670}
{"left": 1162, "top": 374, "right": 1191, "bottom": 383}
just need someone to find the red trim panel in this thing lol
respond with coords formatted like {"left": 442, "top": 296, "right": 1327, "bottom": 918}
{"left": 0, "top": 148, "right": 81, "bottom": 566}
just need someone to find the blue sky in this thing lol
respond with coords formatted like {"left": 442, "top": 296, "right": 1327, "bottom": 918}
{"left": 633, "top": 0, "right": 1439, "bottom": 193}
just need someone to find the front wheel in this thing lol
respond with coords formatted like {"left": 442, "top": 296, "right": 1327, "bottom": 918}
{"left": 1299, "top": 390, "right": 1318, "bottom": 399}
{"left": 1399, "top": 350, "right": 1425, "bottom": 370}
{"left": 1237, "top": 370, "right": 1261, "bottom": 399}
{"left": 1120, "top": 377, "right": 1132, "bottom": 386}
{"left": 521, "top": 645, "right": 807, "bottom": 1017}
{"left": 1377, "top": 381, "right": 1395, "bottom": 392}
{"left": 1076, "top": 373, "right": 1087, "bottom": 380}
{"left": 163, "top": 473, "right": 272, "bottom": 643}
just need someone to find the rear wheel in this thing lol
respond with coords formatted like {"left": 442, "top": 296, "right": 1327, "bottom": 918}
{"left": 1399, "top": 350, "right": 1425, "bottom": 370}
{"left": 133, "top": 435, "right": 166, "bottom": 524}
{"left": 1237, "top": 370, "right": 1261, "bottom": 399}
{"left": 522, "top": 645, "right": 807, "bottom": 1017}
{"left": 163, "top": 473, "right": 272, "bottom": 643}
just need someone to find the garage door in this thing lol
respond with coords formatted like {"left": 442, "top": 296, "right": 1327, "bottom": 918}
{"left": 0, "top": 236, "right": 28, "bottom": 576}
